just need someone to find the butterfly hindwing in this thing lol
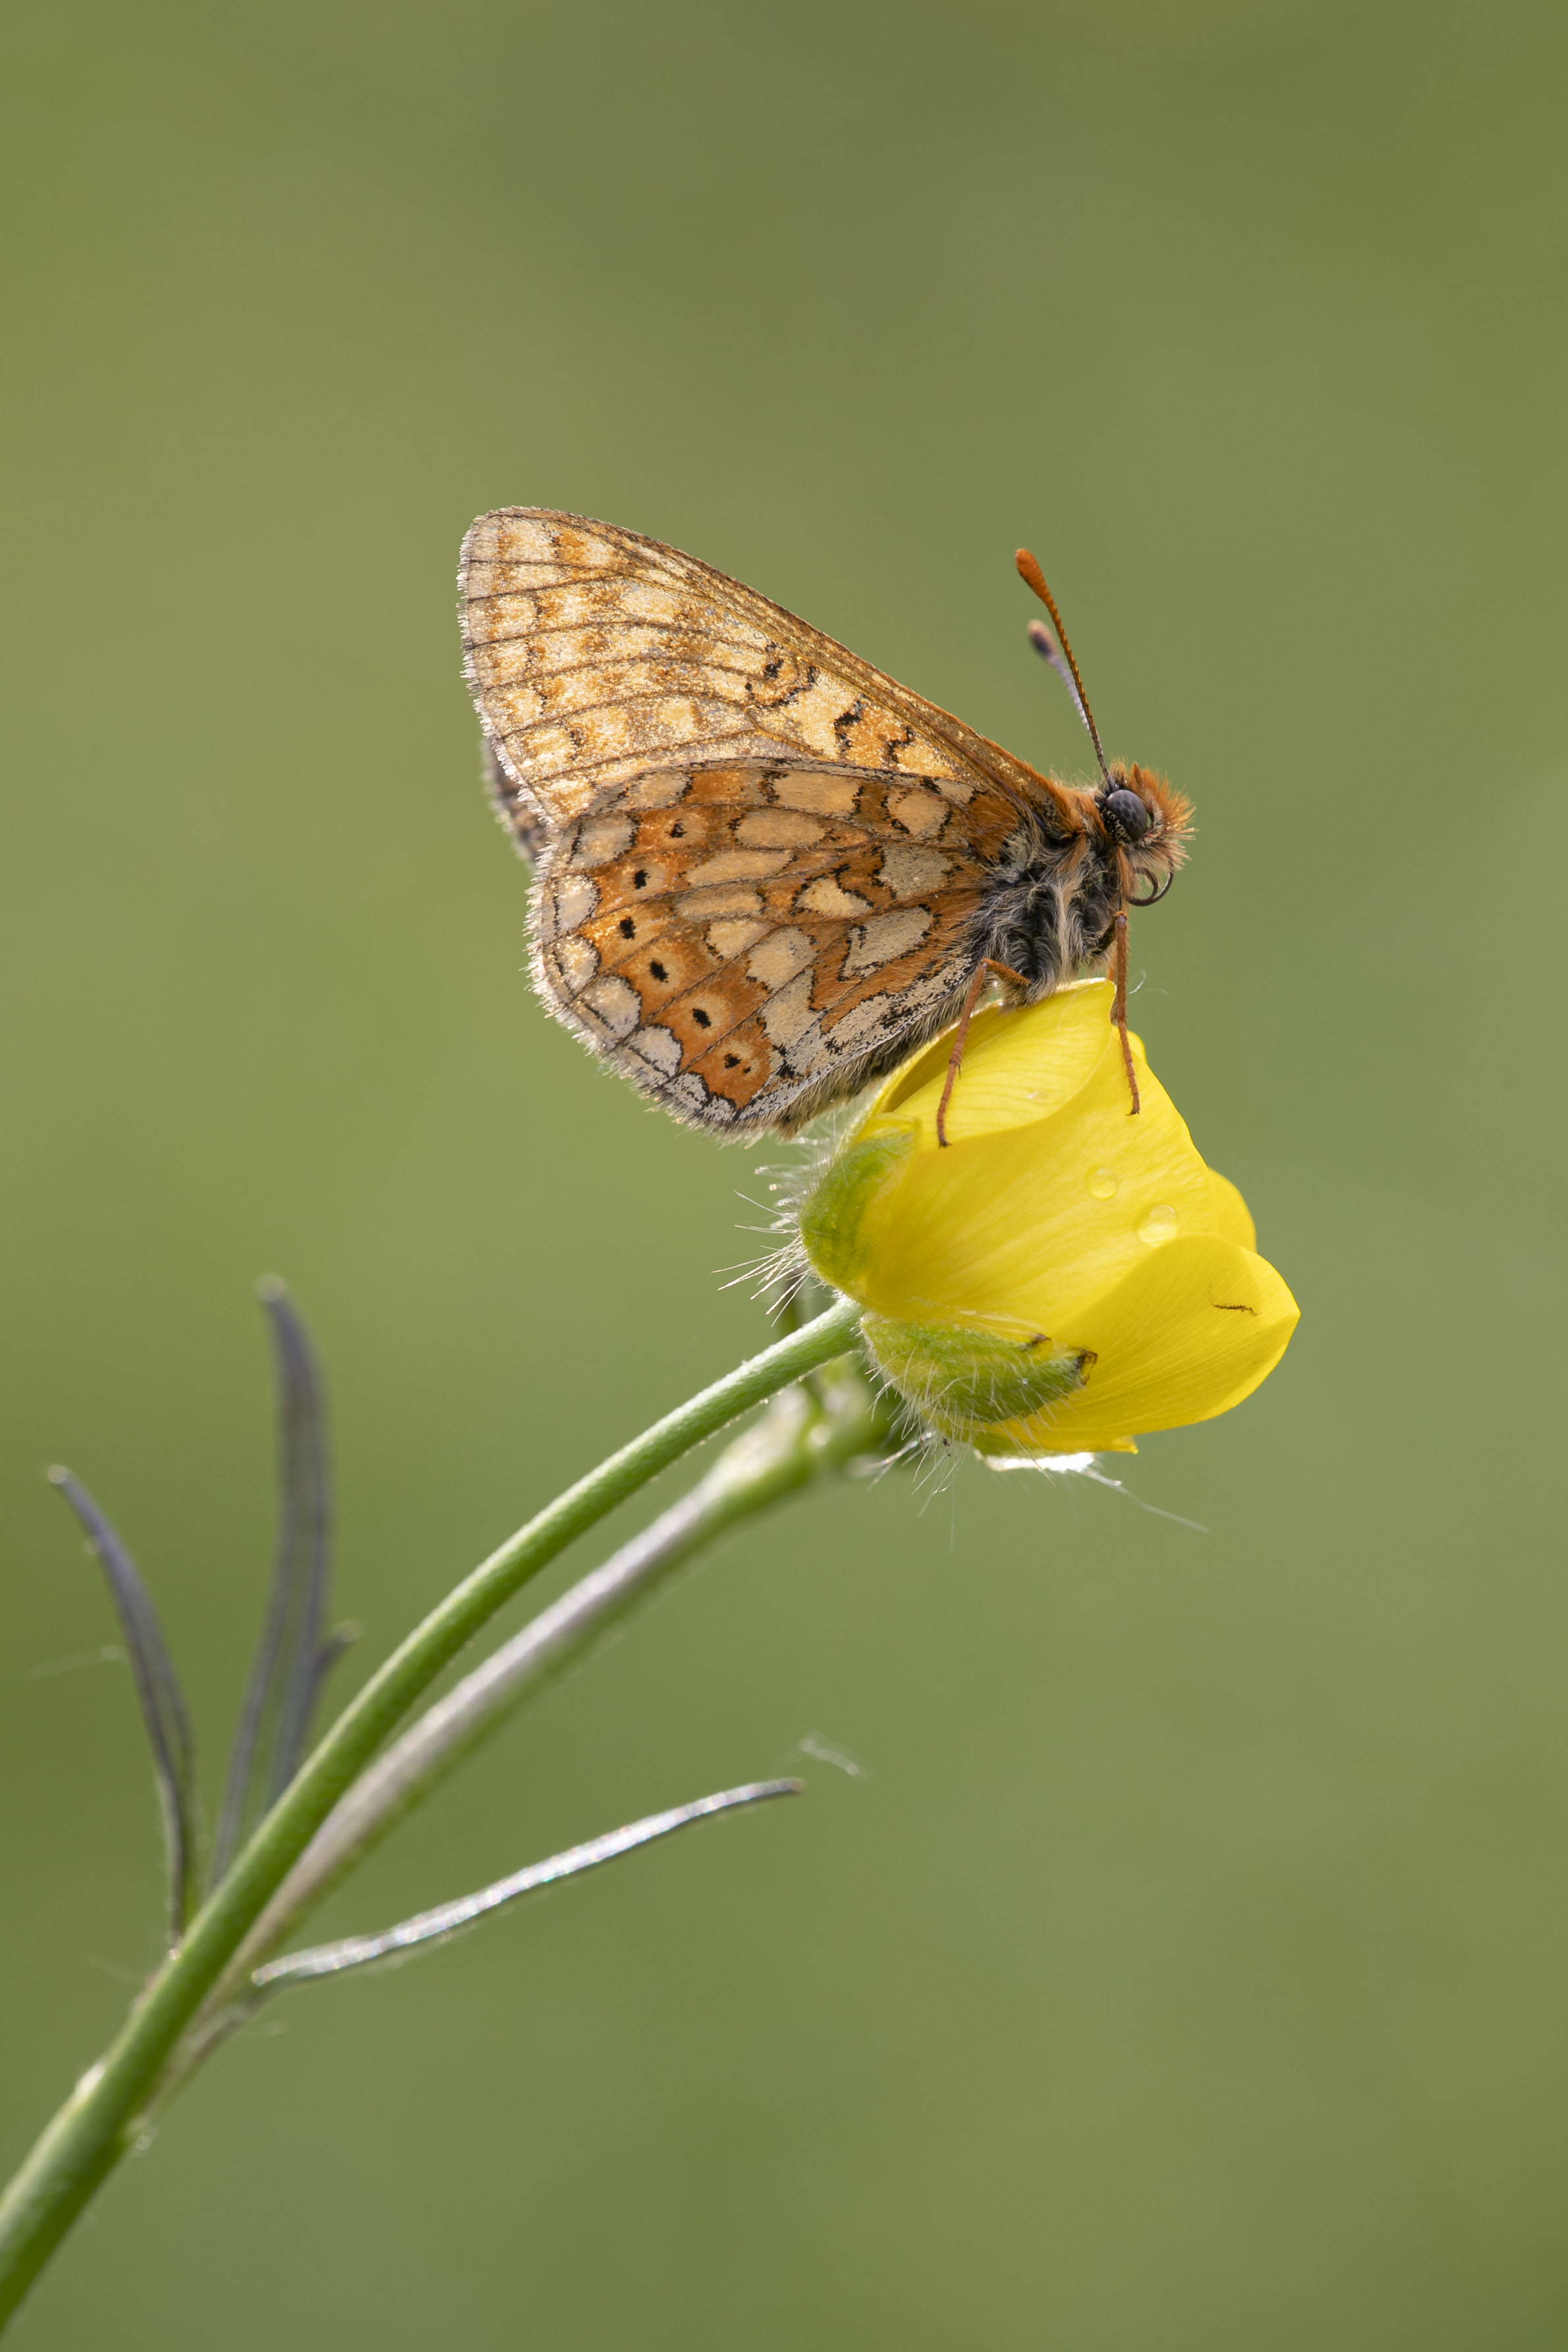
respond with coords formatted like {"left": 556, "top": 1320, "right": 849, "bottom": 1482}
{"left": 460, "top": 508, "right": 1049, "bottom": 847}
{"left": 533, "top": 757, "right": 1023, "bottom": 1131}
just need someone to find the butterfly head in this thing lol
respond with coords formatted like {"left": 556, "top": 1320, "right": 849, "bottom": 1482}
{"left": 1097, "top": 762, "right": 1193, "bottom": 907}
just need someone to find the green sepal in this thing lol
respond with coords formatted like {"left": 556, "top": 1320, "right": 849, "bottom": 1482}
{"left": 862, "top": 1313, "right": 1094, "bottom": 1441}
{"left": 798, "top": 1127, "right": 915, "bottom": 1293}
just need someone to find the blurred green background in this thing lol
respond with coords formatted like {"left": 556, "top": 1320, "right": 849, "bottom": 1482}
{"left": 3, "top": 0, "right": 1565, "bottom": 2343}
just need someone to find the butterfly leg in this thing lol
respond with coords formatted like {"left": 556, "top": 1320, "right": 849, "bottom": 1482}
{"left": 935, "top": 960, "right": 1032, "bottom": 1147}
{"left": 1111, "top": 912, "right": 1142, "bottom": 1116}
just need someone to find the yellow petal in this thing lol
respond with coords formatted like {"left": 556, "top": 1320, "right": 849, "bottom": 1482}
{"left": 867, "top": 978, "right": 1118, "bottom": 1145}
{"left": 1207, "top": 1168, "right": 1257, "bottom": 1251}
{"left": 979, "top": 1236, "right": 1299, "bottom": 1454}
{"left": 853, "top": 1018, "right": 1221, "bottom": 1332}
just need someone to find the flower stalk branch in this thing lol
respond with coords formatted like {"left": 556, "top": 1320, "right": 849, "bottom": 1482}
{"left": 0, "top": 1295, "right": 861, "bottom": 2332}
{"left": 177, "top": 1346, "right": 890, "bottom": 2070}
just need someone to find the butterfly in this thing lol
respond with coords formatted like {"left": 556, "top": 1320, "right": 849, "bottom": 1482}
{"left": 459, "top": 508, "right": 1191, "bottom": 1141}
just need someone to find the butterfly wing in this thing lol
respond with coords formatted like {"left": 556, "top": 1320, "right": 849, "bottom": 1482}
{"left": 460, "top": 507, "right": 1057, "bottom": 844}
{"left": 480, "top": 735, "right": 547, "bottom": 863}
{"left": 533, "top": 756, "right": 1026, "bottom": 1132}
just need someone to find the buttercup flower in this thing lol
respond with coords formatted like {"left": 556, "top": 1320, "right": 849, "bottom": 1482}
{"left": 798, "top": 980, "right": 1298, "bottom": 1456}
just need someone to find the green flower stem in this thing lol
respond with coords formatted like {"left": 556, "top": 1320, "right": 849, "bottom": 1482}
{"left": 0, "top": 1296, "right": 862, "bottom": 2333}
{"left": 195, "top": 1351, "right": 886, "bottom": 2034}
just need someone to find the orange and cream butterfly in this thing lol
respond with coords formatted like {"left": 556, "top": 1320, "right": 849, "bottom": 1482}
{"left": 459, "top": 508, "right": 1192, "bottom": 1141}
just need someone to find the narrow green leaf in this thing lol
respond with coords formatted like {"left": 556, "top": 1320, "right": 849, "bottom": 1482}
{"left": 253, "top": 1779, "right": 802, "bottom": 1988}
{"left": 213, "top": 1281, "right": 333, "bottom": 1877}
{"left": 49, "top": 1469, "right": 198, "bottom": 1945}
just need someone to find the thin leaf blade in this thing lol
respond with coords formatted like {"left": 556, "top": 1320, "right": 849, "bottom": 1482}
{"left": 253, "top": 1779, "right": 802, "bottom": 1989}
{"left": 49, "top": 1468, "right": 198, "bottom": 1945}
{"left": 213, "top": 1280, "right": 333, "bottom": 1877}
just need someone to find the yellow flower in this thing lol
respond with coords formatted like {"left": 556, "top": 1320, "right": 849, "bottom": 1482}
{"left": 798, "top": 980, "right": 1298, "bottom": 1455}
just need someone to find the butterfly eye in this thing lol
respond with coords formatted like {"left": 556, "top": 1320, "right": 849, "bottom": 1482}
{"left": 1103, "top": 789, "right": 1153, "bottom": 841}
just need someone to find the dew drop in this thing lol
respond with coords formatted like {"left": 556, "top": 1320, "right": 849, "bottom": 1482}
{"left": 1137, "top": 1203, "right": 1179, "bottom": 1246}
{"left": 1085, "top": 1166, "right": 1118, "bottom": 1199}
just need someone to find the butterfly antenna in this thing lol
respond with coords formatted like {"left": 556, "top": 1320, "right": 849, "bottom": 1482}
{"left": 1016, "top": 548, "right": 1112, "bottom": 791}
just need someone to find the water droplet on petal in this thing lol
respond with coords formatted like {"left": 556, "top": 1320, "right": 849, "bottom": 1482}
{"left": 1137, "top": 1203, "right": 1178, "bottom": 1246}
{"left": 1086, "top": 1166, "right": 1118, "bottom": 1199}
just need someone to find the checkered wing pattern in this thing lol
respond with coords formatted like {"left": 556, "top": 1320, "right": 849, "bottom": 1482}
{"left": 460, "top": 508, "right": 1057, "bottom": 1131}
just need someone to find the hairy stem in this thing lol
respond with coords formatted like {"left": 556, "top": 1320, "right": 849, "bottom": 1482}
{"left": 0, "top": 1298, "right": 860, "bottom": 2332}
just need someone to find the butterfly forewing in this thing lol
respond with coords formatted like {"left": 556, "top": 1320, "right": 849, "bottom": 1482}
{"left": 460, "top": 507, "right": 1049, "bottom": 838}
{"left": 535, "top": 758, "right": 1021, "bottom": 1129}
